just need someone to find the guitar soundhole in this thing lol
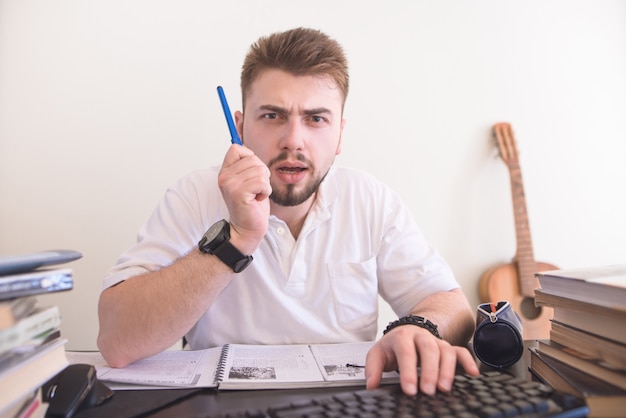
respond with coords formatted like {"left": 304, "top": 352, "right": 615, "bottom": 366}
{"left": 519, "top": 297, "right": 542, "bottom": 320}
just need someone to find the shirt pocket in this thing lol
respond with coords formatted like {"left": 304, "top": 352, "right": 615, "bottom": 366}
{"left": 327, "top": 257, "right": 378, "bottom": 330}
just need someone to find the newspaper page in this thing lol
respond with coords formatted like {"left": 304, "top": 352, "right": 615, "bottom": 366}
{"left": 66, "top": 347, "right": 222, "bottom": 390}
{"left": 310, "top": 341, "right": 400, "bottom": 384}
{"left": 218, "top": 344, "right": 323, "bottom": 389}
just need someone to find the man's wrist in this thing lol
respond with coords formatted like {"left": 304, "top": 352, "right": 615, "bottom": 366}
{"left": 227, "top": 227, "right": 260, "bottom": 258}
{"left": 198, "top": 220, "right": 253, "bottom": 273}
{"left": 383, "top": 315, "right": 442, "bottom": 339}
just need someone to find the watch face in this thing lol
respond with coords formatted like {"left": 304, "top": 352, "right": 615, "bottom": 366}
{"left": 199, "top": 219, "right": 229, "bottom": 253}
{"left": 198, "top": 219, "right": 252, "bottom": 272}
{"left": 205, "top": 219, "right": 227, "bottom": 242}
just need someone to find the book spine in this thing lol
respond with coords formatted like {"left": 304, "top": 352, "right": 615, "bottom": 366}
{"left": 7, "top": 297, "right": 37, "bottom": 321}
{"left": 214, "top": 344, "right": 230, "bottom": 386}
{"left": 0, "top": 271, "right": 73, "bottom": 300}
{"left": 0, "top": 297, "right": 38, "bottom": 330}
{"left": 0, "top": 338, "right": 68, "bottom": 411}
{"left": 0, "top": 306, "right": 62, "bottom": 355}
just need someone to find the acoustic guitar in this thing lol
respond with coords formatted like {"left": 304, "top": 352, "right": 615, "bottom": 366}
{"left": 479, "top": 122, "right": 557, "bottom": 340}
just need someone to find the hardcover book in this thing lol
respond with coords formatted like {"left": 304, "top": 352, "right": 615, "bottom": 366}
{"left": 0, "top": 250, "right": 81, "bottom": 276}
{"left": 0, "top": 305, "right": 62, "bottom": 356}
{"left": 0, "top": 296, "right": 37, "bottom": 330}
{"left": 536, "top": 339, "right": 626, "bottom": 391}
{"left": 535, "top": 264, "right": 626, "bottom": 309}
{"left": 0, "top": 338, "right": 68, "bottom": 415}
{"left": 0, "top": 268, "right": 73, "bottom": 301}
{"left": 550, "top": 320, "right": 626, "bottom": 371}
{"left": 534, "top": 288, "right": 626, "bottom": 345}
{"left": 529, "top": 347, "right": 626, "bottom": 417}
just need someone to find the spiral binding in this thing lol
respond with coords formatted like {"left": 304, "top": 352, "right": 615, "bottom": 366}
{"left": 214, "top": 344, "right": 230, "bottom": 386}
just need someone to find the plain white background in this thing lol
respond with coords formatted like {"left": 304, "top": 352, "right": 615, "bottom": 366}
{"left": 1, "top": 1, "right": 625, "bottom": 350}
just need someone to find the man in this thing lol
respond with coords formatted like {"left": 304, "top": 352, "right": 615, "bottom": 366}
{"left": 97, "top": 27, "right": 479, "bottom": 396}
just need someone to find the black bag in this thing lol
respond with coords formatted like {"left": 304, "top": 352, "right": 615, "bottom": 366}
{"left": 473, "top": 301, "right": 524, "bottom": 369}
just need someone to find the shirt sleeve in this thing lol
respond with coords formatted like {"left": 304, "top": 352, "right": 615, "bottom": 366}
{"left": 375, "top": 186, "right": 460, "bottom": 317}
{"left": 102, "top": 168, "right": 227, "bottom": 290}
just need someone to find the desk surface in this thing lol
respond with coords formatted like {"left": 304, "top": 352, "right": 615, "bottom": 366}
{"left": 75, "top": 342, "right": 536, "bottom": 418}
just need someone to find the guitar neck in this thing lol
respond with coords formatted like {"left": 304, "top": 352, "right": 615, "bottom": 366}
{"left": 508, "top": 163, "right": 540, "bottom": 297}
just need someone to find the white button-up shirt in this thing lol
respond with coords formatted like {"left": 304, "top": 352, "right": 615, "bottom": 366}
{"left": 103, "top": 166, "right": 459, "bottom": 349}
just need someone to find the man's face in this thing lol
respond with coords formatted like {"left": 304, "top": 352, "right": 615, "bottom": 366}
{"left": 235, "top": 69, "right": 345, "bottom": 207}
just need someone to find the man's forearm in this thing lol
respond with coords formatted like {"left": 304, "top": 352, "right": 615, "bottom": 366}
{"left": 409, "top": 288, "right": 475, "bottom": 347}
{"left": 97, "top": 249, "right": 235, "bottom": 367}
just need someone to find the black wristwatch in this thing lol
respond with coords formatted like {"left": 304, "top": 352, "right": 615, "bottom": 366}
{"left": 198, "top": 219, "right": 253, "bottom": 273}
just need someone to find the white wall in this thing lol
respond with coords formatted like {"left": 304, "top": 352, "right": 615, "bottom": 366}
{"left": 1, "top": 0, "right": 625, "bottom": 350}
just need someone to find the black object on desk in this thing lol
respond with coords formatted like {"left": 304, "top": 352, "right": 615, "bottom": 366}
{"left": 43, "top": 364, "right": 113, "bottom": 418}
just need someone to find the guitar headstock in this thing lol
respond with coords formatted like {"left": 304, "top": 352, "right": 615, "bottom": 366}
{"left": 493, "top": 122, "right": 520, "bottom": 169}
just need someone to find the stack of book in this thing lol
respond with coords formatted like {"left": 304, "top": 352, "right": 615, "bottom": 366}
{"left": 0, "top": 250, "right": 81, "bottom": 418}
{"left": 530, "top": 264, "right": 626, "bottom": 417}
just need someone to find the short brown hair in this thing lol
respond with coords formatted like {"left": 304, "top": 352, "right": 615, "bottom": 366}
{"left": 240, "top": 27, "right": 349, "bottom": 110}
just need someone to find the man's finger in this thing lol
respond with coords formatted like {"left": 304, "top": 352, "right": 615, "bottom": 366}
{"left": 411, "top": 336, "right": 438, "bottom": 396}
{"left": 364, "top": 345, "right": 385, "bottom": 390}
{"left": 435, "top": 343, "right": 457, "bottom": 392}
{"left": 455, "top": 347, "right": 480, "bottom": 376}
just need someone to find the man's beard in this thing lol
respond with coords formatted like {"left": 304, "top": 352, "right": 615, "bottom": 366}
{"left": 268, "top": 152, "right": 328, "bottom": 207}
{"left": 270, "top": 177, "right": 323, "bottom": 206}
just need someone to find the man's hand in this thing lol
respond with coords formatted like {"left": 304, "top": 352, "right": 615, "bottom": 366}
{"left": 364, "top": 325, "right": 479, "bottom": 396}
{"left": 218, "top": 144, "right": 272, "bottom": 254}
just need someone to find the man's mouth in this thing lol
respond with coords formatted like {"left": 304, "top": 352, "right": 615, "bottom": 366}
{"left": 272, "top": 161, "right": 309, "bottom": 184}
{"left": 277, "top": 166, "right": 307, "bottom": 173}
{"left": 268, "top": 152, "right": 311, "bottom": 184}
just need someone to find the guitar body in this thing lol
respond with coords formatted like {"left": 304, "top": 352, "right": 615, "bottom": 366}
{"left": 479, "top": 123, "right": 557, "bottom": 341}
{"left": 479, "top": 261, "right": 557, "bottom": 340}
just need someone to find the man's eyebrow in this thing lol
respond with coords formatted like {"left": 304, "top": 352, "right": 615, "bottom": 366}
{"left": 258, "top": 104, "right": 332, "bottom": 115}
{"left": 259, "top": 104, "right": 287, "bottom": 113}
{"left": 303, "top": 107, "right": 332, "bottom": 116}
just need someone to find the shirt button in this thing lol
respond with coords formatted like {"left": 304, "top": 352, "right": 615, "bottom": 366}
{"left": 276, "top": 227, "right": 285, "bottom": 235}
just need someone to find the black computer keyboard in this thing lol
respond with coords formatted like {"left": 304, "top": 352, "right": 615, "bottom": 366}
{"left": 212, "top": 370, "right": 589, "bottom": 418}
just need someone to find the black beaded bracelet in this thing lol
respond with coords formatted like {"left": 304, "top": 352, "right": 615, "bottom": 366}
{"left": 383, "top": 315, "right": 442, "bottom": 339}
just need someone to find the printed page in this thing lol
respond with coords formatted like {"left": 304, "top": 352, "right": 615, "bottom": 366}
{"left": 66, "top": 348, "right": 222, "bottom": 390}
{"left": 219, "top": 344, "right": 324, "bottom": 389}
{"left": 310, "top": 341, "right": 400, "bottom": 384}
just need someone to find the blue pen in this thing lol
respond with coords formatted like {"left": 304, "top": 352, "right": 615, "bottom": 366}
{"left": 217, "top": 86, "right": 242, "bottom": 145}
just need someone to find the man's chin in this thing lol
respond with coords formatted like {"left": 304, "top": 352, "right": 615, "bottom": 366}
{"left": 270, "top": 171, "right": 328, "bottom": 207}
{"left": 269, "top": 193, "right": 308, "bottom": 207}
{"left": 270, "top": 186, "right": 314, "bottom": 207}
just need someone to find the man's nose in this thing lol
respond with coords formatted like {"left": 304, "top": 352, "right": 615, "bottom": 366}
{"left": 279, "top": 119, "right": 305, "bottom": 151}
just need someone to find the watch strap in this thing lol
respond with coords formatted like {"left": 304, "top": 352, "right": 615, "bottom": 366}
{"left": 212, "top": 240, "right": 253, "bottom": 273}
{"left": 198, "top": 220, "right": 253, "bottom": 273}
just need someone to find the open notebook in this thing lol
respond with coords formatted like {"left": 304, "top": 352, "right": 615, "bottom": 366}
{"left": 66, "top": 341, "right": 399, "bottom": 391}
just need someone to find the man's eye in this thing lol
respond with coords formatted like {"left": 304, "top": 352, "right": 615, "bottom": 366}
{"left": 263, "top": 113, "right": 278, "bottom": 120}
{"left": 310, "top": 115, "right": 324, "bottom": 123}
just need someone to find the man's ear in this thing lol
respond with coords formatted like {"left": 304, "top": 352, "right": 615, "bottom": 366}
{"left": 234, "top": 111, "right": 244, "bottom": 143}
